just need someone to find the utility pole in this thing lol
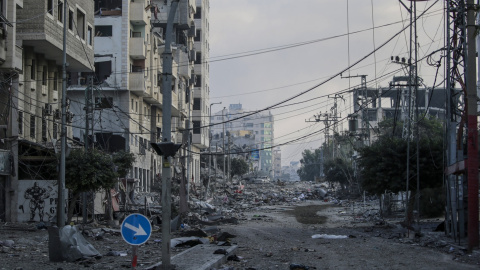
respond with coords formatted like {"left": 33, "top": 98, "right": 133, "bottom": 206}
{"left": 466, "top": 0, "right": 478, "bottom": 250}
{"left": 445, "top": 0, "right": 466, "bottom": 241}
{"left": 57, "top": 0, "right": 68, "bottom": 227}
{"left": 227, "top": 133, "right": 231, "bottom": 182}
{"left": 306, "top": 112, "right": 339, "bottom": 159}
{"left": 206, "top": 102, "right": 221, "bottom": 199}
{"left": 160, "top": 1, "right": 179, "bottom": 268}
{"left": 222, "top": 107, "right": 226, "bottom": 187}
{"left": 82, "top": 76, "right": 94, "bottom": 224}
{"left": 186, "top": 93, "right": 191, "bottom": 201}
{"left": 328, "top": 94, "right": 345, "bottom": 158}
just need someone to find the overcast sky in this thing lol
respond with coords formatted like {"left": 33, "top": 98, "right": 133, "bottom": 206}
{"left": 208, "top": 0, "right": 445, "bottom": 166}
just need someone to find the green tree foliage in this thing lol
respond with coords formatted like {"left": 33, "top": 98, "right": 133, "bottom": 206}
{"left": 297, "top": 149, "right": 322, "bottom": 181}
{"left": 64, "top": 149, "right": 135, "bottom": 222}
{"left": 357, "top": 117, "right": 444, "bottom": 196}
{"left": 324, "top": 157, "right": 354, "bottom": 189}
{"left": 65, "top": 149, "right": 118, "bottom": 193}
{"left": 112, "top": 151, "right": 136, "bottom": 177}
{"left": 230, "top": 158, "right": 249, "bottom": 178}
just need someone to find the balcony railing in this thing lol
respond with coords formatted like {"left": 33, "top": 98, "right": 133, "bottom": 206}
{"left": 130, "top": 1, "right": 149, "bottom": 25}
{"left": 129, "top": 72, "right": 146, "bottom": 95}
{"left": 129, "top": 37, "right": 146, "bottom": 59}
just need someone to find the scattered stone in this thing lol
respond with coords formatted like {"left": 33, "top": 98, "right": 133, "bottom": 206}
{"left": 213, "top": 248, "right": 227, "bottom": 255}
{"left": 2, "top": 240, "right": 15, "bottom": 247}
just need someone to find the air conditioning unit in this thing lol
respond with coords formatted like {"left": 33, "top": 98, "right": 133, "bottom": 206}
{"left": 66, "top": 111, "right": 74, "bottom": 123}
{"left": 54, "top": 109, "right": 61, "bottom": 119}
{"left": 44, "top": 104, "right": 53, "bottom": 116}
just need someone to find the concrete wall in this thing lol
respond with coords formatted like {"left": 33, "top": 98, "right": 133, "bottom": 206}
{"left": 17, "top": 180, "right": 67, "bottom": 223}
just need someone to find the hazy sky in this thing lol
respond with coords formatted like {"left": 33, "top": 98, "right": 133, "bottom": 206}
{"left": 208, "top": 0, "right": 444, "bottom": 166}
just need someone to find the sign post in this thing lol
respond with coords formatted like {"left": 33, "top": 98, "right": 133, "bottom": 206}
{"left": 121, "top": 214, "right": 152, "bottom": 269}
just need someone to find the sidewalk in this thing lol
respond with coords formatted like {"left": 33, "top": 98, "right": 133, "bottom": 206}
{"left": 145, "top": 244, "right": 237, "bottom": 270}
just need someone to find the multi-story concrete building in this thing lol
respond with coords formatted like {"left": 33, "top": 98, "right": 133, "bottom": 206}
{"left": 67, "top": 0, "right": 195, "bottom": 193}
{"left": 0, "top": 0, "right": 95, "bottom": 222}
{"left": 211, "top": 103, "right": 275, "bottom": 177}
{"left": 191, "top": 0, "right": 210, "bottom": 186}
{"left": 273, "top": 147, "right": 281, "bottom": 179}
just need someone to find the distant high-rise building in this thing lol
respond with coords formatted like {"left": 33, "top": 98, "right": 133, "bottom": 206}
{"left": 211, "top": 104, "right": 275, "bottom": 177}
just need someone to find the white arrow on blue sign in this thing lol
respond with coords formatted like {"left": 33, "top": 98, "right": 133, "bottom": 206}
{"left": 121, "top": 213, "right": 152, "bottom": 245}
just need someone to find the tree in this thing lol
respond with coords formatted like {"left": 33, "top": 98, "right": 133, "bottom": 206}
{"left": 324, "top": 157, "right": 354, "bottom": 190}
{"left": 106, "top": 151, "right": 135, "bottom": 220}
{"left": 297, "top": 149, "right": 322, "bottom": 181}
{"left": 230, "top": 158, "right": 249, "bottom": 178}
{"left": 112, "top": 151, "right": 136, "bottom": 177}
{"left": 64, "top": 149, "right": 135, "bottom": 223}
{"left": 357, "top": 117, "right": 444, "bottom": 196}
{"left": 357, "top": 117, "right": 444, "bottom": 218}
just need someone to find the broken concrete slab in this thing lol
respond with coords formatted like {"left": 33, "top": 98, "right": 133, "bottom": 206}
{"left": 145, "top": 244, "right": 237, "bottom": 270}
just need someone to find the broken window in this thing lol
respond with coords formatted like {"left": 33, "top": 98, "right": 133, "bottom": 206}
{"left": 42, "top": 66, "right": 47, "bottom": 86}
{"left": 193, "top": 121, "right": 201, "bottom": 134}
{"left": 94, "top": 61, "right": 112, "bottom": 83}
{"left": 53, "top": 123, "right": 58, "bottom": 139}
{"left": 87, "top": 25, "right": 93, "bottom": 45}
{"left": 30, "top": 115, "right": 35, "bottom": 138}
{"left": 95, "top": 25, "right": 112, "bottom": 37}
{"left": 68, "top": 9, "right": 74, "bottom": 30}
{"left": 47, "top": 0, "right": 54, "bottom": 15}
{"left": 194, "top": 29, "right": 201, "bottom": 42}
{"left": 31, "top": 59, "right": 35, "bottom": 80}
{"left": 194, "top": 7, "right": 201, "bottom": 19}
{"left": 57, "top": 1, "right": 63, "bottom": 22}
{"left": 77, "top": 9, "right": 85, "bottom": 39}
{"left": 193, "top": 98, "right": 201, "bottom": 110}
{"left": 18, "top": 111, "right": 23, "bottom": 135}
{"left": 42, "top": 118, "right": 47, "bottom": 142}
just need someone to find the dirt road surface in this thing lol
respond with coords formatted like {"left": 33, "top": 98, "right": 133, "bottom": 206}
{"left": 0, "top": 200, "right": 479, "bottom": 269}
{"left": 217, "top": 201, "right": 480, "bottom": 270}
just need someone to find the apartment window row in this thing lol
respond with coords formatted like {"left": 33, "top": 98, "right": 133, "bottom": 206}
{"left": 28, "top": 61, "right": 61, "bottom": 91}
{"left": 47, "top": 1, "right": 92, "bottom": 46}
{"left": 19, "top": 112, "right": 59, "bottom": 141}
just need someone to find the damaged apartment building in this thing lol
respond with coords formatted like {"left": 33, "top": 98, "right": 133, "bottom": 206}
{"left": 67, "top": 0, "right": 199, "bottom": 198}
{"left": 0, "top": 0, "right": 207, "bottom": 223}
{"left": 0, "top": 0, "right": 95, "bottom": 222}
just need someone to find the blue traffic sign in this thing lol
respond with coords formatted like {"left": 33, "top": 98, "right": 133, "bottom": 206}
{"left": 121, "top": 214, "right": 152, "bottom": 245}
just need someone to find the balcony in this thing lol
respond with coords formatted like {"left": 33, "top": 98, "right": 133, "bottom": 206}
{"left": 175, "top": 48, "right": 190, "bottom": 79}
{"left": 130, "top": 1, "right": 149, "bottom": 25}
{"left": 129, "top": 37, "right": 146, "bottom": 59}
{"left": 193, "top": 133, "right": 208, "bottom": 149}
{"left": 129, "top": 72, "right": 146, "bottom": 95}
{"left": 172, "top": 117, "right": 186, "bottom": 131}
{"left": 144, "top": 85, "right": 162, "bottom": 106}
{"left": 176, "top": 0, "right": 195, "bottom": 30}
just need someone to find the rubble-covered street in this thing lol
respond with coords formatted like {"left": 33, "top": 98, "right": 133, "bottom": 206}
{"left": 0, "top": 181, "right": 479, "bottom": 269}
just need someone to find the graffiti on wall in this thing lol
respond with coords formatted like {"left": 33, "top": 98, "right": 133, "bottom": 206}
{"left": 18, "top": 180, "right": 67, "bottom": 222}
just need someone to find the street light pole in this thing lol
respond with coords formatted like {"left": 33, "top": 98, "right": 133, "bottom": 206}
{"left": 206, "top": 102, "right": 221, "bottom": 200}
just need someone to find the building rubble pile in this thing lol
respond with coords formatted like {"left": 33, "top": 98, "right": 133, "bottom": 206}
{"left": 0, "top": 179, "right": 471, "bottom": 269}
